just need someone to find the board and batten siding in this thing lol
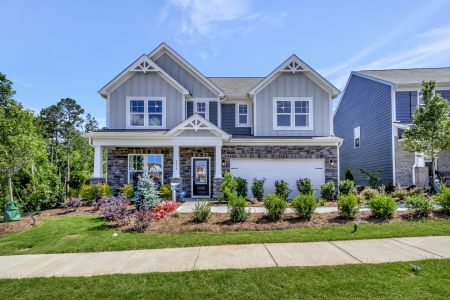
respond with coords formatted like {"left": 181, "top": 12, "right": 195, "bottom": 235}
{"left": 254, "top": 73, "right": 331, "bottom": 136}
{"left": 109, "top": 73, "right": 183, "bottom": 129}
{"left": 155, "top": 53, "right": 217, "bottom": 98}
{"left": 185, "top": 101, "right": 218, "bottom": 126}
{"left": 221, "top": 103, "right": 252, "bottom": 135}
{"left": 334, "top": 74, "right": 393, "bottom": 185}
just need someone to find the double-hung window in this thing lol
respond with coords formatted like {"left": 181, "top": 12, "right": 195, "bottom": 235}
{"left": 236, "top": 103, "right": 249, "bottom": 126}
{"left": 128, "top": 154, "right": 164, "bottom": 185}
{"left": 127, "top": 97, "right": 166, "bottom": 128}
{"left": 194, "top": 100, "right": 209, "bottom": 119}
{"left": 273, "top": 97, "right": 313, "bottom": 130}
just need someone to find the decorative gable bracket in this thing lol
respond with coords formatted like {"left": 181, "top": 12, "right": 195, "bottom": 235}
{"left": 166, "top": 114, "right": 231, "bottom": 140}
{"left": 281, "top": 59, "right": 305, "bottom": 73}
{"left": 129, "top": 56, "right": 161, "bottom": 73}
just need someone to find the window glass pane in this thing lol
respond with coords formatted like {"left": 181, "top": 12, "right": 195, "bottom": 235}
{"left": 277, "top": 115, "right": 290, "bottom": 126}
{"left": 295, "top": 115, "right": 308, "bottom": 127}
{"left": 295, "top": 101, "right": 309, "bottom": 113}
{"left": 130, "top": 171, "right": 143, "bottom": 183}
{"left": 148, "top": 100, "right": 162, "bottom": 113}
{"left": 130, "top": 100, "right": 144, "bottom": 113}
{"left": 239, "top": 104, "right": 247, "bottom": 114}
{"left": 148, "top": 155, "right": 163, "bottom": 185}
{"left": 130, "top": 155, "right": 144, "bottom": 171}
{"left": 131, "top": 114, "right": 144, "bottom": 126}
{"left": 277, "top": 101, "right": 291, "bottom": 113}
{"left": 239, "top": 115, "right": 247, "bottom": 124}
{"left": 196, "top": 102, "right": 206, "bottom": 113}
{"left": 148, "top": 114, "right": 162, "bottom": 126}
{"left": 355, "top": 138, "right": 360, "bottom": 148}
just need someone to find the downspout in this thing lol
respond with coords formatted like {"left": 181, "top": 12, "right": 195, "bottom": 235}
{"left": 337, "top": 139, "right": 343, "bottom": 194}
{"left": 412, "top": 154, "right": 418, "bottom": 186}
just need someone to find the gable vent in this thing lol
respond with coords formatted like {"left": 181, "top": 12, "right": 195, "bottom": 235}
{"left": 282, "top": 60, "right": 304, "bottom": 73}
{"left": 132, "top": 60, "right": 157, "bottom": 73}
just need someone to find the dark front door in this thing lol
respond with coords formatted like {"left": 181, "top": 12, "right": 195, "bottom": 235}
{"left": 192, "top": 158, "right": 210, "bottom": 197}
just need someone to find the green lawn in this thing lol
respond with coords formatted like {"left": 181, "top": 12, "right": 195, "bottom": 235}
{"left": 1, "top": 259, "right": 449, "bottom": 299}
{"left": 0, "top": 216, "right": 449, "bottom": 255}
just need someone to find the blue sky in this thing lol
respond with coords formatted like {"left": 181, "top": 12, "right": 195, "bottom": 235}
{"left": 2, "top": 0, "right": 450, "bottom": 126}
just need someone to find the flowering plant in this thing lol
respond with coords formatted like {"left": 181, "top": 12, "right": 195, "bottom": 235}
{"left": 150, "top": 201, "right": 177, "bottom": 220}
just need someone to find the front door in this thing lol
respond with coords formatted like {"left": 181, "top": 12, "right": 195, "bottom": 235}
{"left": 192, "top": 158, "right": 210, "bottom": 198}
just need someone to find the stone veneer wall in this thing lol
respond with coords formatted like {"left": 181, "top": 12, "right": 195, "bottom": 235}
{"left": 221, "top": 145, "right": 338, "bottom": 184}
{"left": 438, "top": 149, "right": 450, "bottom": 174}
{"left": 107, "top": 147, "right": 173, "bottom": 190}
{"left": 394, "top": 138, "right": 415, "bottom": 187}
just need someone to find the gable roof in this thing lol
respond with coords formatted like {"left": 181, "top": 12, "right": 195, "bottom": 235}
{"left": 249, "top": 54, "right": 340, "bottom": 98}
{"left": 207, "top": 77, "right": 263, "bottom": 99}
{"left": 359, "top": 68, "right": 450, "bottom": 85}
{"left": 148, "top": 43, "right": 225, "bottom": 98}
{"left": 166, "top": 113, "right": 231, "bottom": 139}
{"left": 98, "top": 54, "right": 190, "bottom": 98}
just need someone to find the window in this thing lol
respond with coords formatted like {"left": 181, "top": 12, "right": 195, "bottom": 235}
{"left": 128, "top": 154, "right": 164, "bottom": 185}
{"left": 127, "top": 97, "right": 165, "bottom": 128}
{"left": 194, "top": 100, "right": 209, "bottom": 119}
{"left": 417, "top": 91, "right": 424, "bottom": 106}
{"left": 354, "top": 126, "right": 360, "bottom": 149}
{"left": 273, "top": 97, "right": 313, "bottom": 130}
{"left": 236, "top": 103, "right": 249, "bottom": 126}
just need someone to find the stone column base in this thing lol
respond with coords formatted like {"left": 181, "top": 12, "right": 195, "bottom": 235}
{"left": 213, "top": 178, "right": 223, "bottom": 199}
{"left": 90, "top": 177, "right": 106, "bottom": 185}
{"left": 414, "top": 167, "right": 429, "bottom": 190}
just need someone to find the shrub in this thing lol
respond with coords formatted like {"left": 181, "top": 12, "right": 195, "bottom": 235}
{"left": 92, "top": 196, "right": 108, "bottom": 211}
{"left": 133, "top": 210, "right": 153, "bottom": 232}
{"left": 368, "top": 194, "right": 397, "bottom": 219}
{"left": 263, "top": 193, "right": 287, "bottom": 221}
{"left": 64, "top": 197, "right": 84, "bottom": 209}
{"left": 193, "top": 201, "right": 211, "bottom": 223}
{"left": 344, "top": 169, "right": 354, "bottom": 181}
{"left": 275, "top": 180, "right": 291, "bottom": 201}
{"left": 221, "top": 171, "right": 236, "bottom": 203}
{"left": 79, "top": 184, "right": 97, "bottom": 203}
{"left": 151, "top": 201, "right": 178, "bottom": 220}
{"left": 318, "top": 199, "right": 326, "bottom": 206}
{"left": 339, "top": 179, "right": 355, "bottom": 195}
{"left": 434, "top": 187, "right": 450, "bottom": 215}
{"left": 392, "top": 188, "right": 407, "bottom": 201}
{"left": 228, "top": 193, "right": 250, "bottom": 222}
{"left": 251, "top": 178, "right": 265, "bottom": 201}
{"left": 360, "top": 168, "right": 383, "bottom": 188}
{"left": 320, "top": 181, "right": 336, "bottom": 201}
{"left": 133, "top": 172, "right": 161, "bottom": 210}
{"left": 120, "top": 183, "right": 134, "bottom": 200}
{"left": 296, "top": 178, "right": 314, "bottom": 195}
{"left": 235, "top": 177, "right": 248, "bottom": 198}
{"left": 291, "top": 194, "right": 317, "bottom": 220}
{"left": 338, "top": 193, "right": 360, "bottom": 219}
{"left": 100, "top": 195, "right": 130, "bottom": 226}
{"left": 405, "top": 195, "right": 434, "bottom": 218}
{"left": 96, "top": 183, "right": 113, "bottom": 198}
{"left": 159, "top": 184, "right": 172, "bottom": 200}
{"left": 360, "top": 187, "right": 379, "bottom": 203}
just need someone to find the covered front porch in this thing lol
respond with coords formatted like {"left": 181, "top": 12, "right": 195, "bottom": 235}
{"left": 86, "top": 114, "right": 231, "bottom": 199}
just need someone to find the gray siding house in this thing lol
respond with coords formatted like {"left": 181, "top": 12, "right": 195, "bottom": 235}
{"left": 86, "top": 43, "right": 341, "bottom": 198}
{"left": 334, "top": 68, "right": 450, "bottom": 188}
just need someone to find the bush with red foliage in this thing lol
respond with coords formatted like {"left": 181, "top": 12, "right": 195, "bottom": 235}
{"left": 100, "top": 195, "right": 130, "bottom": 226}
{"left": 150, "top": 201, "right": 177, "bottom": 221}
{"left": 133, "top": 210, "right": 154, "bottom": 232}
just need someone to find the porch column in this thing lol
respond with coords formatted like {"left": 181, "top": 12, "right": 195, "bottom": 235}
{"left": 173, "top": 145, "right": 180, "bottom": 178}
{"left": 215, "top": 144, "right": 222, "bottom": 178}
{"left": 93, "top": 145, "right": 103, "bottom": 178}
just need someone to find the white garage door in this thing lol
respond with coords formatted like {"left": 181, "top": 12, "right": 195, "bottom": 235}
{"left": 230, "top": 158, "right": 325, "bottom": 199}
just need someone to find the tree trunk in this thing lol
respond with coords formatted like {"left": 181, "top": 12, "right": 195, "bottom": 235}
{"left": 7, "top": 174, "right": 14, "bottom": 202}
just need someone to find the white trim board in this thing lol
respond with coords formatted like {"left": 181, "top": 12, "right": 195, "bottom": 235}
{"left": 235, "top": 101, "right": 251, "bottom": 127}
{"left": 272, "top": 97, "right": 314, "bottom": 131}
{"left": 125, "top": 97, "right": 167, "bottom": 129}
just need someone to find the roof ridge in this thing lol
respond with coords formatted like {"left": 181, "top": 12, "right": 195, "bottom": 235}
{"left": 361, "top": 67, "right": 450, "bottom": 72}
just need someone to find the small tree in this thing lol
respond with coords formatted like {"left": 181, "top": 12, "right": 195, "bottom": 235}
{"left": 133, "top": 171, "right": 161, "bottom": 210}
{"left": 360, "top": 168, "right": 383, "bottom": 188}
{"left": 344, "top": 169, "right": 354, "bottom": 181}
{"left": 403, "top": 81, "right": 450, "bottom": 180}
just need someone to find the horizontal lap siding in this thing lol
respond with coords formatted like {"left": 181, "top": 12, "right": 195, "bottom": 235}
{"left": 255, "top": 73, "right": 330, "bottom": 137}
{"left": 221, "top": 104, "right": 251, "bottom": 135}
{"left": 109, "top": 73, "right": 182, "bottom": 129}
{"left": 334, "top": 74, "right": 393, "bottom": 185}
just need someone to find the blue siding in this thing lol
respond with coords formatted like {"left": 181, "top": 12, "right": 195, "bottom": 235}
{"left": 437, "top": 90, "right": 450, "bottom": 102}
{"left": 395, "top": 91, "right": 413, "bottom": 123}
{"left": 209, "top": 102, "right": 218, "bottom": 125}
{"left": 334, "top": 74, "right": 393, "bottom": 186}
{"left": 221, "top": 104, "right": 251, "bottom": 135}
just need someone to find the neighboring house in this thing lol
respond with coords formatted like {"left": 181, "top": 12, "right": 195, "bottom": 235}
{"left": 86, "top": 43, "right": 341, "bottom": 199}
{"left": 334, "top": 68, "right": 450, "bottom": 188}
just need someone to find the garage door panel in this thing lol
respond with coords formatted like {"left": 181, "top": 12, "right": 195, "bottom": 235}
{"left": 230, "top": 159, "right": 325, "bottom": 199}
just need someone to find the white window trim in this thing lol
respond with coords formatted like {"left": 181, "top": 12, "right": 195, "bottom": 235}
{"left": 193, "top": 99, "right": 210, "bottom": 120}
{"left": 235, "top": 102, "right": 250, "bottom": 127}
{"left": 272, "top": 97, "right": 313, "bottom": 130}
{"left": 126, "top": 97, "right": 166, "bottom": 129}
{"left": 128, "top": 154, "right": 164, "bottom": 183}
{"left": 354, "top": 126, "right": 360, "bottom": 149}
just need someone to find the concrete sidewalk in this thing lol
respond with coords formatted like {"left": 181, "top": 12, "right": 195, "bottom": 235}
{"left": 176, "top": 202, "right": 408, "bottom": 214}
{"left": 0, "top": 236, "right": 449, "bottom": 279}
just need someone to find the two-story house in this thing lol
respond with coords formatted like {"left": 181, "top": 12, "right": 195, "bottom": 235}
{"left": 334, "top": 68, "right": 450, "bottom": 188}
{"left": 86, "top": 43, "right": 341, "bottom": 199}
